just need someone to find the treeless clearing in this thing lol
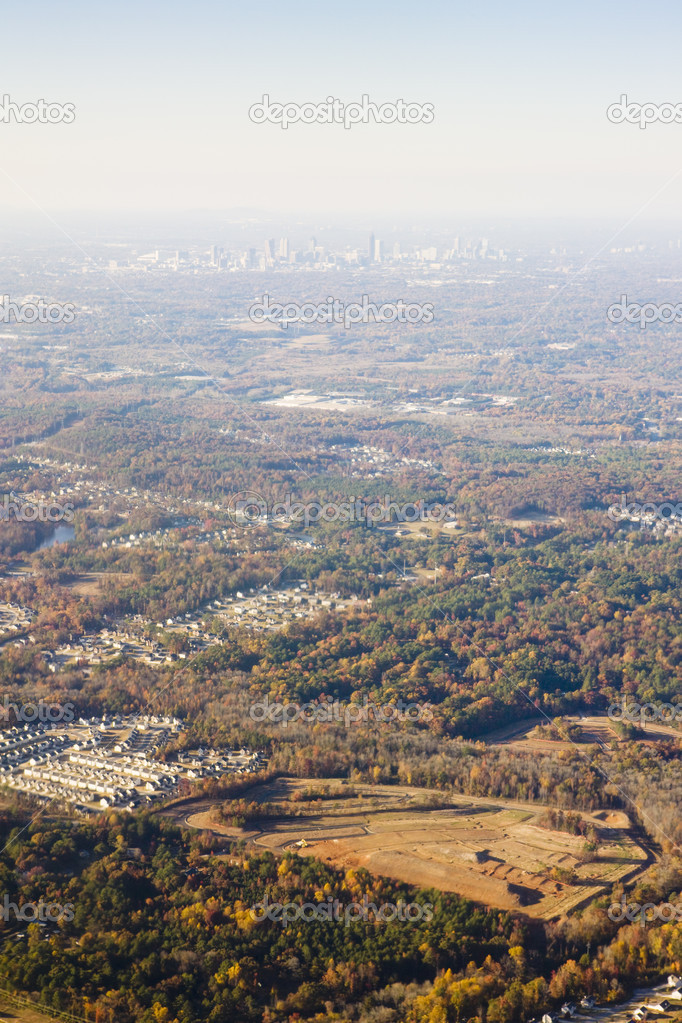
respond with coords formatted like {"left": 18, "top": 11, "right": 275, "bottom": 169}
{"left": 182, "top": 778, "right": 649, "bottom": 920}
{"left": 59, "top": 572, "right": 134, "bottom": 596}
{"left": 483, "top": 714, "right": 681, "bottom": 753}
{"left": 494, "top": 511, "right": 565, "bottom": 527}
{"left": 0, "top": 994, "right": 83, "bottom": 1023}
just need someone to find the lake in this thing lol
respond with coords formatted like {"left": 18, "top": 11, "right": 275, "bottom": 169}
{"left": 37, "top": 524, "right": 76, "bottom": 550}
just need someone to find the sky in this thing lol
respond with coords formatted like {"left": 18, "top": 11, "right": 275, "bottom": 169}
{"left": 2, "top": 0, "right": 682, "bottom": 225}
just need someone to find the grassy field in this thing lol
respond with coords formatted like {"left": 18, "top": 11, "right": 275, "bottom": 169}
{"left": 0, "top": 992, "right": 87, "bottom": 1023}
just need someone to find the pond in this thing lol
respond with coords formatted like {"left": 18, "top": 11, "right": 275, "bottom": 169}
{"left": 37, "top": 524, "right": 76, "bottom": 550}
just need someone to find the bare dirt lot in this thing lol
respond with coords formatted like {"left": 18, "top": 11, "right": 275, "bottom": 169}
{"left": 179, "top": 778, "right": 649, "bottom": 920}
{"left": 483, "top": 714, "right": 682, "bottom": 753}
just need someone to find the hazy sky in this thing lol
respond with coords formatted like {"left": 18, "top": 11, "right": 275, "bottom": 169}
{"left": 2, "top": 0, "right": 682, "bottom": 222}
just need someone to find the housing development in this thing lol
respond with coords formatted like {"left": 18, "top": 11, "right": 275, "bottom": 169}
{"left": 0, "top": 716, "right": 265, "bottom": 810}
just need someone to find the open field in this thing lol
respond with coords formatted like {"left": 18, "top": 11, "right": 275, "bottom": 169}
{"left": 60, "top": 572, "right": 135, "bottom": 597}
{"left": 176, "top": 778, "right": 650, "bottom": 920}
{"left": 494, "top": 511, "right": 565, "bottom": 528}
{"left": 0, "top": 991, "right": 88, "bottom": 1023}
{"left": 483, "top": 713, "right": 682, "bottom": 753}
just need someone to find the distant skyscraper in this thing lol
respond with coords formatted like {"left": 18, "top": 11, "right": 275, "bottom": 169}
{"left": 368, "top": 232, "right": 375, "bottom": 263}
{"left": 373, "top": 238, "right": 383, "bottom": 263}
{"left": 210, "top": 245, "right": 220, "bottom": 266}
{"left": 279, "top": 237, "right": 289, "bottom": 259}
{"left": 392, "top": 241, "right": 401, "bottom": 259}
{"left": 265, "top": 238, "right": 276, "bottom": 262}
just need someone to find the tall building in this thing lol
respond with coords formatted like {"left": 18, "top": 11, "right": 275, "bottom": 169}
{"left": 279, "top": 237, "right": 289, "bottom": 259}
{"left": 373, "top": 238, "right": 383, "bottom": 263}
{"left": 264, "top": 238, "right": 276, "bottom": 263}
{"left": 368, "top": 232, "right": 375, "bottom": 263}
